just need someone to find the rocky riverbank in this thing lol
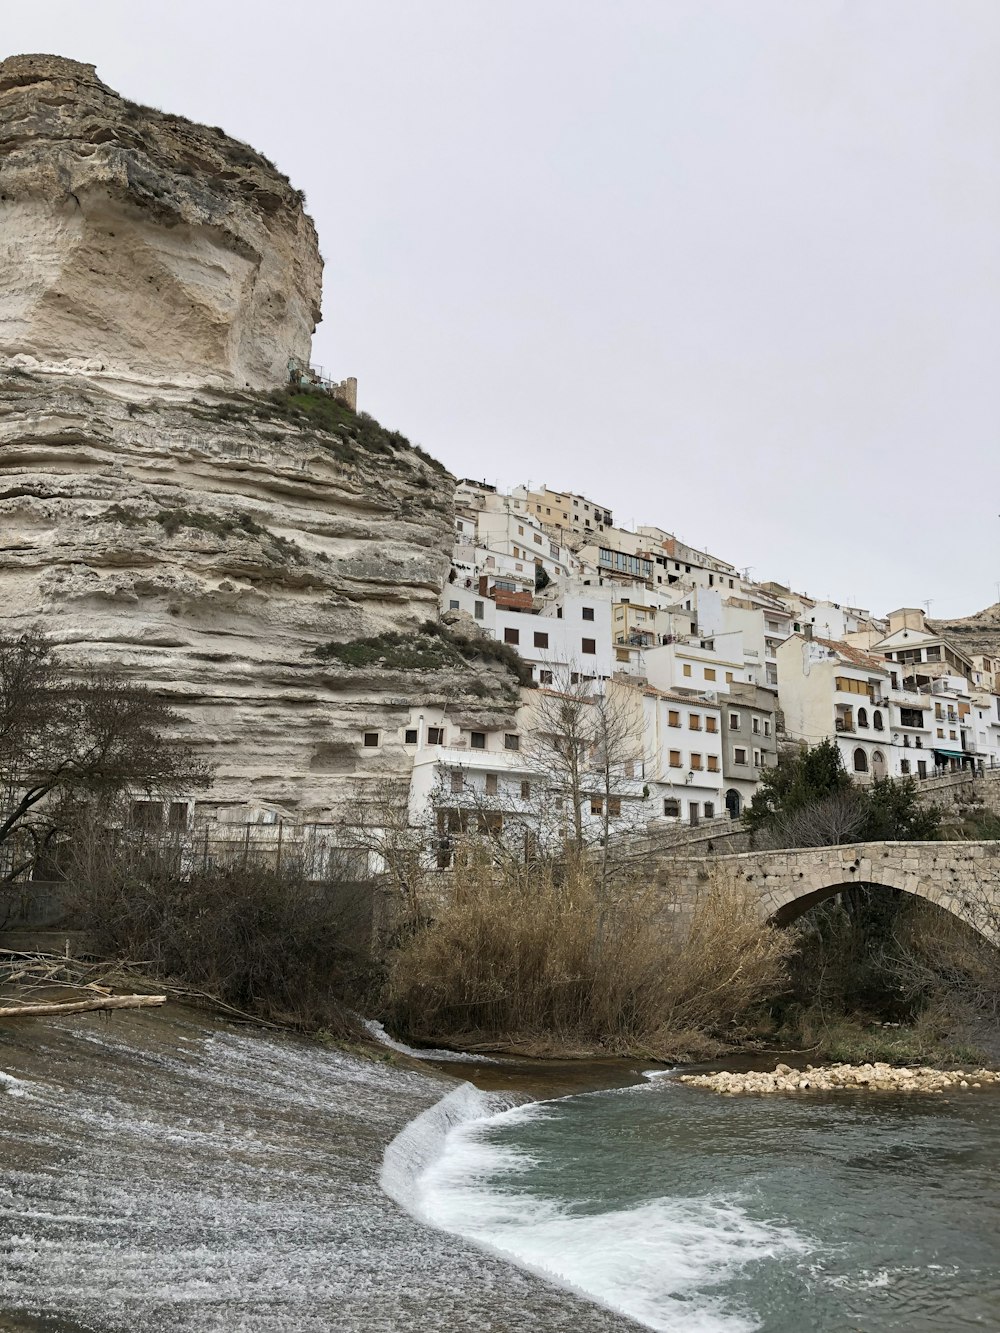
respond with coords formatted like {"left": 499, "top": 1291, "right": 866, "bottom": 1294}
{"left": 679, "top": 1061, "right": 1000, "bottom": 1095}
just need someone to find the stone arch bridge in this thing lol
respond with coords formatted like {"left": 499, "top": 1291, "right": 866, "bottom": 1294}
{"left": 656, "top": 841, "right": 1000, "bottom": 943}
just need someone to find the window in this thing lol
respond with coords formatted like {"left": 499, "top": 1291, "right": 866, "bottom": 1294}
{"left": 608, "top": 796, "right": 622, "bottom": 817}
{"left": 485, "top": 773, "right": 498, "bottom": 795}
{"left": 734, "top": 747, "right": 748, "bottom": 765}
{"left": 691, "top": 753, "right": 703, "bottom": 771}
{"left": 582, "top": 638, "right": 596, "bottom": 654}
{"left": 764, "top": 720, "right": 771, "bottom": 737}
{"left": 873, "top": 710, "right": 884, "bottom": 731}
{"left": 521, "top": 780, "right": 531, "bottom": 800}
{"left": 471, "top": 731, "right": 486, "bottom": 749}
{"left": 689, "top": 714, "right": 701, "bottom": 731}
{"left": 449, "top": 599, "right": 459, "bottom": 610}
{"left": 451, "top": 770, "right": 464, "bottom": 793}
{"left": 706, "top": 716, "right": 717, "bottom": 733}
{"left": 571, "top": 672, "right": 580, "bottom": 684}
{"left": 540, "top": 669, "right": 553, "bottom": 685}
{"left": 663, "top": 798, "right": 681, "bottom": 817}
{"left": 753, "top": 749, "right": 762, "bottom": 766}
{"left": 752, "top": 717, "right": 760, "bottom": 734}
{"left": 591, "top": 796, "right": 603, "bottom": 815}
{"left": 474, "top": 600, "right": 484, "bottom": 620}
{"left": 504, "top": 733, "right": 520, "bottom": 750}
{"left": 682, "top": 664, "right": 692, "bottom": 678}
{"left": 857, "top": 707, "right": 869, "bottom": 729}
{"left": 853, "top": 748, "right": 869, "bottom": 773}
{"left": 704, "top": 668, "right": 716, "bottom": 681}
{"left": 168, "top": 801, "right": 188, "bottom": 831}
{"left": 533, "top": 534, "right": 543, "bottom": 545}
{"left": 703, "top": 802, "right": 715, "bottom": 819}
{"left": 404, "top": 729, "right": 418, "bottom": 744}
{"left": 726, "top": 671, "right": 734, "bottom": 684}
{"left": 533, "top": 631, "right": 549, "bottom": 648}
{"left": 504, "top": 627, "right": 520, "bottom": 645}
{"left": 517, "top": 525, "right": 524, "bottom": 535}
{"left": 616, "top": 648, "right": 630, "bottom": 662}
{"left": 836, "top": 677, "right": 869, "bottom": 696}
{"left": 707, "top": 756, "right": 719, "bottom": 773}
{"left": 729, "top": 712, "right": 741, "bottom": 730}
{"left": 582, "top": 606, "right": 595, "bottom": 621}
{"left": 669, "top": 750, "right": 683, "bottom": 768}
{"left": 427, "top": 727, "right": 444, "bottom": 745}
{"left": 937, "top": 728, "right": 944, "bottom": 739}
{"left": 900, "top": 759, "right": 911, "bottom": 775}
{"left": 363, "top": 732, "right": 379, "bottom": 747}
{"left": 668, "top": 710, "right": 680, "bottom": 728}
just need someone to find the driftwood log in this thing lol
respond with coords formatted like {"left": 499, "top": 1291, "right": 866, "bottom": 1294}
{"left": 0, "top": 994, "right": 166, "bottom": 1018}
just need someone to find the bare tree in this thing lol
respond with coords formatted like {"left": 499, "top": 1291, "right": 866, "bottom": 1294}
{"left": 0, "top": 630, "right": 210, "bottom": 884}
{"left": 420, "top": 673, "right": 648, "bottom": 889}
{"left": 339, "top": 777, "right": 428, "bottom": 926}
{"left": 759, "top": 790, "right": 870, "bottom": 850}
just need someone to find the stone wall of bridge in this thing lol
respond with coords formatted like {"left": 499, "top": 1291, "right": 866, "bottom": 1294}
{"left": 651, "top": 840, "right": 1000, "bottom": 942}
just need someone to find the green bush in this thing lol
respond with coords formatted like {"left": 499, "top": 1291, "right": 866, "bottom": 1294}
{"left": 105, "top": 504, "right": 307, "bottom": 565}
{"left": 314, "top": 621, "right": 534, "bottom": 689}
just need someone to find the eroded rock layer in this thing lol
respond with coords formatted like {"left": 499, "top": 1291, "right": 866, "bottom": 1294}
{"left": 0, "top": 54, "right": 322, "bottom": 389}
{"left": 0, "top": 372, "right": 518, "bottom": 818}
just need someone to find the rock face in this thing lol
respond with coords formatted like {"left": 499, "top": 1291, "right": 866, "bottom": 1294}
{"left": 932, "top": 604, "right": 1000, "bottom": 661}
{"left": 0, "top": 54, "right": 321, "bottom": 390}
{"left": 0, "top": 374, "right": 518, "bottom": 819}
{"left": 0, "top": 58, "right": 518, "bottom": 822}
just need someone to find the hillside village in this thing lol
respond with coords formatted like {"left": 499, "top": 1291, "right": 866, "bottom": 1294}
{"left": 1, "top": 53, "right": 996, "bottom": 877}
{"left": 403, "top": 475, "right": 1000, "bottom": 849}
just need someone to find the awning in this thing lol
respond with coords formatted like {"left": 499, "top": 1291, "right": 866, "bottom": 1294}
{"left": 934, "top": 749, "right": 970, "bottom": 761}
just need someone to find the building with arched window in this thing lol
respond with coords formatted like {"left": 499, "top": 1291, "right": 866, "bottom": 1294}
{"left": 776, "top": 633, "right": 922, "bottom": 782}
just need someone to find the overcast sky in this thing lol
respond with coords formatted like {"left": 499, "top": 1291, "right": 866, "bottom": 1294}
{"left": 6, "top": 1, "right": 999, "bottom": 618}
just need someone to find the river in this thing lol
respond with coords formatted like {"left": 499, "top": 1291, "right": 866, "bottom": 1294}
{"left": 2, "top": 1008, "right": 999, "bottom": 1331}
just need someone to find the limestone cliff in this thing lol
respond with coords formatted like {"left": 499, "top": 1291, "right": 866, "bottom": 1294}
{"left": 0, "top": 54, "right": 321, "bottom": 390}
{"left": 932, "top": 605, "right": 1000, "bottom": 662}
{"left": 0, "top": 57, "right": 518, "bottom": 821}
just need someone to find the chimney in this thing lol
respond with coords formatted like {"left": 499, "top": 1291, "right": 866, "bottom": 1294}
{"left": 804, "top": 624, "right": 814, "bottom": 641}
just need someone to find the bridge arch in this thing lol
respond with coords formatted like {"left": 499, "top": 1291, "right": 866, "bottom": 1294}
{"left": 661, "top": 843, "right": 1000, "bottom": 945}
{"left": 752, "top": 843, "right": 998, "bottom": 944}
{"left": 769, "top": 875, "right": 940, "bottom": 927}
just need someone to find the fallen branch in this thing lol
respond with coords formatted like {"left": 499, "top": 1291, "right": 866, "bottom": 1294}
{"left": 0, "top": 994, "right": 166, "bottom": 1018}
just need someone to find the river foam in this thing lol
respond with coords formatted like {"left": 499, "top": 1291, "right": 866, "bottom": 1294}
{"left": 362, "top": 1017, "right": 497, "bottom": 1063}
{"left": 381, "top": 1082, "right": 808, "bottom": 1333}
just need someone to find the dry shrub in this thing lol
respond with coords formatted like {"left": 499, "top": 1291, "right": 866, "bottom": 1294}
{"left": 888, "top": 897, "right": 1000, "bottom": 1018}
{"left": 71, "top": 831, "right": 370, "bottom": 1036}
{"left": 385, "top": 852, "right": 794, "bottom": 1057}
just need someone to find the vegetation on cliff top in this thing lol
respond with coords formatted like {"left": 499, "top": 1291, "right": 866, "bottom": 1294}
{"left": 191, "top": 388, "right": 448, "bottom": 478}
{"left": 314, "top": 620, "right": 534, "bottom": 689}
